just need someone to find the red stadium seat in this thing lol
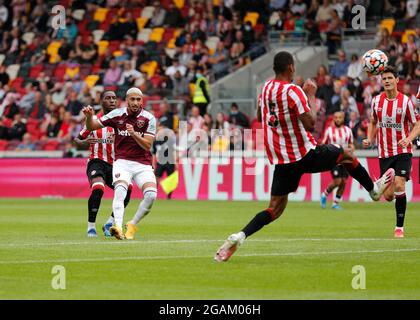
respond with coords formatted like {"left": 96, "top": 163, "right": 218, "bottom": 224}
{"left": 43, "top": 140, "right": 61, "bottom": 151}
{"left": 132, "top": 8, "right": 142, "bottom": 18}
{"left": 53, "top": 64, "right": 67, "bottom": 82}
{"left": 29, "top": 64, "right": 44, "bottom": 79}
{"left": 10, "top": 77, "right": 24, "bottom": 90}
{"left": 0, "top": 139, "right": 8, "bottom": 151}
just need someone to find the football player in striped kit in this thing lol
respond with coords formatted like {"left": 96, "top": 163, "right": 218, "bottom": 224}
{"left": 363, "top": 66, "right": 420, "bottom": 238}
{"left": 75, "top": 91, "right": 132, "bottom": 237}
{"left": 320, "top": 111, "right": 355, "bottom": 210}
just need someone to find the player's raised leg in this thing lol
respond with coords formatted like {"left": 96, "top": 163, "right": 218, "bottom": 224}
{"left": 125, "top": 170, "right": 157, "bottom": 240}
{"left": 321, "top": 177, "right": 340, "bottom": 209}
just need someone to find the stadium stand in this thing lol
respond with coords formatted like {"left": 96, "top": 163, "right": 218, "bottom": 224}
{"left": 0, "top": 0, "right": 419, "bottom": 155}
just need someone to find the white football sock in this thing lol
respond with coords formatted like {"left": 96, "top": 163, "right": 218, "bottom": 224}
{"left": 105, "top": 216, "right": 114, "bottom": 225}
{"left": 130, "top": 187, "right": 157, "bottom": 225}
{"left": 87, "top": 222, "right": 96, "bottom": 231}
{"left": 112, "top": 184, "right": 128, "bottom": 229}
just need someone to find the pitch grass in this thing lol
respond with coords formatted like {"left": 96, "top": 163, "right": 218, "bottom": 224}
{"left": 0, "top": 199, "right": 419, "bottom": 300}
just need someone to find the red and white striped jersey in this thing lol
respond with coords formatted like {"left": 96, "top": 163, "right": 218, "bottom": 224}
{"left": 322, "top": 125, "right": 353, "bottom": 149}
{"left": 79, "top": 114, "right": 115, "bottom": 165}
{"left": 259, "top": 79, "right": 317, "bottom": 165}
{"left": 371, "top": 92, "right": 420, "bottom": 158}
{"left": 417, "top": 85, "right": 420, "bottom": 100}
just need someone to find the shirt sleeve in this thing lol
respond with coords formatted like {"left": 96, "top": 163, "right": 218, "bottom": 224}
{"left": 144, "top": 116, "right": 157, "bottom": 136}
{"left": 371, "top": 96, "right": 378, "bottom": 122}
{"left": 79, "top": 125, "right": 91, "bottom": 139}
{"left": 98, "top": 109, "right": 119, "bottom": 128}
{"left": 406, "top": 98, "right": 420, "bottom": 125}
{"left": 288, "top": 85, "right": 310, "bottom": 115}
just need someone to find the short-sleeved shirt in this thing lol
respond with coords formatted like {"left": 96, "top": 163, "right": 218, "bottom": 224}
{"left": 371, "top": 92, "right": 420, "bottom": 158}
{"left": 98, "top": 107, "right": 156, "bottom": 165}
{"left": 259, "top": 79, "right": 317, "bottom": 165}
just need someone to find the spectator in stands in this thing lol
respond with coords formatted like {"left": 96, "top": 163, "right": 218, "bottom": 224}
{"left": 316, "top": 75, "right": 335, "bottom": 113}
{"left": 45, "top": 115, "right": 61, "bottom": 139}
{"left": 79, "top": 35, "right": 98, "bottom": 64}
{"left": 291, "top": 0, "right": 307, "bottom": 16}
{"left": 172, "top": 70, "right": 190, "bottom": 98}
{"left": 159, "top": 100, "right": 175, "bottom": 130}
{"left": 0, "top": 0, "right": 8, "bottom": 25}
{"left": 203, "top": 113, "right": 213, "bottom": 130}
{"left": 9, "top": 113, "right": 26, "bottom": 141}
{"left": 163, "top": 2, "right": 184, "bottom": 28}
{"left": 0, "top": 117, "right": 8, "bottom": 140}
{"left": 0, "top": 64, "right": 9, "bottom": 87}
{"left": 166, "top": 57, "right": 187, "bottom": 81}
{"left": 67, "top": 91, "right": 83, "bottom": 117}
{"left": 229, "top": 103, "right": 249, "bottom": 129}
{"left": 362, "top": 76, "right": 381, "bottom": 107}
{"left": 307, "top": 0, "right": 320, "bottom": 20}
{"left": 326, "top": 9, "right": 344, "bottom": 54}
{"left": 401, "top": 50, "right": 418, "bottom": 80}
{"left": 18, "top": 83, "right": 36, "bottom": 117}
{"left": 316, "top": 0, "right": 333, "bottom": 23}
{"left": 269, "top": 0, "right": 289, "bottom": 11}
{"left": 294, "top": 75, "right": 305, "bottom": 87}
{"left": 103, "top": 59, "right": 122, "bottom": 86}
{"left": 346, "top": 53, "right": 362, "bottom": 78}
{"left": 330, "top": 50, "right": 350, "bottom": 78}
{"left": 403, "top": 83, "right": 417, "bottom": 105}
{"left": 215, "top": 112, "right": 230, "bottom": 131}
{"left": 189, "top": 105, "right": 205, "bottom": 130}
{"left": 57, "top": 111, "right": 72, "bottom": 142}
{"left": 149, "top": 1, "right": 167, "bottom": 28}
{"left": 179, "top": 44, "right": 193, "bottom": 67}
{"left": 340, "top": 88, "right": 359, "bottom": 118}
{"left": 118, "top": 61, "right": 144, "bottom": 87}
{"left": 347, "top": 110, "right": 360, "bottom": 137}
{"left": 57, "top": 37, "right": 71, "bottom": 61}
{"left": 229, "top": 42, "right": 245, "bottom": 71}
{"left": 192, "top": 66, "right": 211, "bottom": 116}
{"left": 15, "top": 132, "right": 35, "bottom": 151}
{"left": 208, "top": 41, "right": 229, "bottom": 80}
{"left": 30, "top": 91, "right": 46, "bottom": 119}
{"left": 316, "top": 64, "right": 329, "bottom": 87}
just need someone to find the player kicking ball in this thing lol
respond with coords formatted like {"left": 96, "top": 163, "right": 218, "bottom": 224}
{"left": 83, "top": 88, "right": 157, "bottom": 240}
{"left": 363, "top": 66, "right": 420, "bottom": 238}
{"left": 75, "top": 91, "right": 132, "bottom": 237}
{"left": 215, "top": 52, "right": 395, "bottom": 262}
{"left": 320, "top": 111, "right": 355, "bottom": 210}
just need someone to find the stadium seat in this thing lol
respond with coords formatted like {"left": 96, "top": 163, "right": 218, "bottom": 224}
{"left": 244, "top": 12, "right": 259, "bottom": 27}
{"left": 166, "top": 38, "right": 176, "bottom": 49}
{"left": 136, "top": 17, "right": 148, "bottom": 30}
{"left": 174, "top": 0, "right": 185, "bottom": 8}
{"left": 6, "top": 64, "right": 20, "bottom": 81}
{"left": 47, "top": 41, "right": 62, "bottom": 63}
{"left": 53, "top": 64, "right": 67, "bottom": 82}
{"left": 79, "top": 64, "right": 92, "bottom": 78}
{"left": 141, "top": 60, "right": 158, "bottom": 78}
{"left": 65, "top": 65, "right": 80, "bottom": 79}
{"left": 43, "top": 64, "right": 56, "bottom": 78}
{"left": 141, "top": 6, "right": 155, "bottom": 19}
{"left": 29, "top": 64, "right": 44, "bottom": 79}
{"left": 93, "top": 29, "right": 105, "bottom": 43}
{"left": 132, "top": 7, "right": 142, "bottom": 18}
{"left": 149, "top": 28, "right": 165, "bottom": 43}
{"left": 98, "top": 40, "right": 109, "bottom": 56}
{"left": 0, "top": 140, "right": 8, "bottom": 151}
{"left": 72, "top": 9, "right": 85, "bottom": 21}
{"left": 85, "top": 75, "right": 100, "bottom": 88}
{"left": 93, "top": 8, "right": 109, "bottom": 22}
{"left": 401, "top": 29, "right": 416, "bottom": 43}
{"left": 22, "top": 32, "right": 35, "bottom": 45}
{"left": 164, "top": 48, "right": 176, "bottom": 59}
{"left": 380, "top": 18, "right": 395, "bottom": 34}
{"left": 137, "top": 28, "right": 152, "bottom": 43}
{"left": 10, "top": 77, "right": 24, "bottom": 90}
{"left": 43, "top": 140, "right": 60, "bottom": 151}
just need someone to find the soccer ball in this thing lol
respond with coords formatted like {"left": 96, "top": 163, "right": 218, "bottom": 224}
{"left": 361, "top": 49, "right": 389, "bottom": 76}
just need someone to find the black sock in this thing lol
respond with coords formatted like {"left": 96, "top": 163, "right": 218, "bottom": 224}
{"left": 324, "top": 185, "right": 335, "bottom": 195}
{"left": 344, "top": 163, "right": 374, "bottom": 192}
{"left": 395, "top": 193, "right": 407, "bottom": 228}
{"left": 124, "top": 186, "right": 132, "bottom": 208}
{"left": 242, "top": 210, "right": 274, "bottom": 238}
{"left": 88, "top": 188, "right": 104, "bottom": 223}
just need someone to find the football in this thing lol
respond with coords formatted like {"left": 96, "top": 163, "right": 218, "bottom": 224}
{"left": 361, "top": 49, "right": 389, "bottom": 76}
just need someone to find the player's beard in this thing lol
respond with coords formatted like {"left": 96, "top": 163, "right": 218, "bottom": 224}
{"left": 334, "top": 121, "right": 343, "bottom": 127}
{"left": 128, "top": 104, "right": 142, "bottom": 116}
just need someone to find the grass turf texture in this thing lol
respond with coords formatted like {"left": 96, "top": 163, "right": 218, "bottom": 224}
{"left": 0, "top": 199, "right": 419, "bottom": 300}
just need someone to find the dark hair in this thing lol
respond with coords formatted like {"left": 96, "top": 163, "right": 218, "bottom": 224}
{"left": 100, "top": 90, "right": 115, "bottom": 100}
{"left": 381, "top": 65, "right": 398, "bottom": 78}
{"left": 273, "top": 51, "right": 294, "bottom": 74}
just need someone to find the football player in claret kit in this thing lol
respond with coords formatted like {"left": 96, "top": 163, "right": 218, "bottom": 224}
{"left": 215, "top": 51, "right": 395, "bottom": 262}
{"left": 363, "top": 66, "right": 420, "bottom": 238}
{"left": 82, "top": 87, "right": 157, "bottom": 240}
{"left": 320, "top": 111, "right": 355, "bottom": 210}
{"left": 74, "top": 90, "right": 132, "bottom": 238}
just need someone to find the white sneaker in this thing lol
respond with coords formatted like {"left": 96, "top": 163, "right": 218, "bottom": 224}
{"left": 214, "top": 232, "right": 245, "bottom": 262}
{"left": 369, "top": 168, "right": 395, "bottom": 201}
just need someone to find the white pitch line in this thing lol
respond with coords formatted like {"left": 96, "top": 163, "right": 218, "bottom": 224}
{"left": 0, "top": 248, "right": 418, "bottom": 265}
{"left": 0, "top": 238, "right": 414, "bottom": 248}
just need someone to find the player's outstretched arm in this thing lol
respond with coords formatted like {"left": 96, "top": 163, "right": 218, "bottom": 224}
{"left": 82, "top": 106, "right": 102, "bottom": 131}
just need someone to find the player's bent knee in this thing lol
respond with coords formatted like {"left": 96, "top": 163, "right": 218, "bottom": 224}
{"left": 142, "top": 187, "right": 157, "bottom": 209}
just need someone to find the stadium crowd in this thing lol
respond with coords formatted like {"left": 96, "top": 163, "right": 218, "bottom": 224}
{"left": 0, "top": 0, "right": 419, "bottom": 154}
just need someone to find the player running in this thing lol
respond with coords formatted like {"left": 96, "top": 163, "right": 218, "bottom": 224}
{"left": 74, "top": 90, "right": 132, "bottom": 238}
{"left": 215, "top": 51, "right": 395, "bottom": 262}
{"left": 363, "top": 66, "right": 420, "bottom": 238}
{"left": 82, "top": 87, "right": 157, "bottom": 240}
{"left": 320, "top": 111, "right": 355, "bottom": 210}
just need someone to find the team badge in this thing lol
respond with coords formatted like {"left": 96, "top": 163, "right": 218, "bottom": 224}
{"left": 137, "top": 119, "right": 146, "bottom": 128}
{"left": 118, "top": 120, "right": 124, "bottom": 124}
{"left": 115, "top": 173, "right": 120, "bottom": 178}
{"left": 397, "top": 108, "right": 402, "bottom": 114}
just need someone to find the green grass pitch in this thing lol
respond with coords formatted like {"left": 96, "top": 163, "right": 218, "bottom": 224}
{"left": 0, "top": 199, "right": 419, "bottom": 300}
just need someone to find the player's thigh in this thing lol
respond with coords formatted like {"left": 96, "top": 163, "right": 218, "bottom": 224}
{"left": 394, "top": 176, "right": 407, "bottom": 192}
{"left": 104, "top": 162, "right": 114, "bottom": 189}
{"left": 86, "top": 160, "right": 107, "bottom": 185}
{"left": 305, "top": 144, "right": 343, "bottom": 173}
{"left": 112, "top": 159, "right": 133, "bottom": 187}
{"left": 394, "top": 154, "right": 412, "bottom": 182}
{"left": 133, "top": 164, "right": 157, "bottom": 190}
{"left": 271, "top": 164, "right": 303, "bottom": 196}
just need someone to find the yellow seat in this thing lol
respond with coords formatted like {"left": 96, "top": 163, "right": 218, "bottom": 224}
{"left": 47, "top": 41, "right": 62, "bottom": 63}
{"left": 244, "top": 12, "right": 259, "bottom": 27}
{"left": 85, "top": 75, "right": 100, "bottom": 88}
{"left": 141, "top": 61, "right": 158, "bottom": 78}
{"left": 173, "top": 0, "right": 184, "bottom": 8}
{"left": 401, "top": 29, "right": 416, "bottom": 43}
{"left": 149, "top": 28, "right": 165, "bottom": 43}
{"left": 93, "top": 8, "right": 109, "bottom": 22}
{"left": 136, "top": 17, "right": 148, "bottom": 30}
{"left": 65, "top": 66, "right": 80, "bottom": 79}
{"left": 213, "top": 0, "right": 220, "bottom": 5}
{"left": 98, "top": 40, "right": 109, "bottom": 56}
{"left": 167, "top": 38, "right": 176, "bottom": 49}
{"left": 113, "top": 50, "right": 123, "bottom": 57}
{"left": 380, "top": 18, "right": 395, "bottom": 34}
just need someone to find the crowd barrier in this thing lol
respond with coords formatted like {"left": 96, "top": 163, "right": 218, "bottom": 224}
{"left": 0, "top": 157, "right": 418, "bottom": 201}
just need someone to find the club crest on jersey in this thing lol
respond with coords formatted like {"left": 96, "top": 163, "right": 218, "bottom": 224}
{"left": 137, "top": 119, "right": 146, "bottom": 128}
{"left": 115, "top": 173, "right": 120, "bottom": 178}
{"left": 397, "top": 108, "right": 402, "bottom": 114}
{"left": 118, "top": 120, "right": 124, "bottom": 125}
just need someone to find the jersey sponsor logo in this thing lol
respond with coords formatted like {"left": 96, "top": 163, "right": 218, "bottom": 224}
{"left": 117, "top": 128, "right": 142, "bottom": 137}
{"left": 378, "top": 122, "right": 403, "bottom": 130}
